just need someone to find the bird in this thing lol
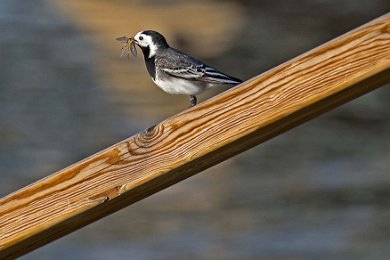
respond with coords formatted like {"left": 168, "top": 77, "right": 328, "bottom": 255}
{"left": 131, "top": 30, "right": 242, "bottom": 107}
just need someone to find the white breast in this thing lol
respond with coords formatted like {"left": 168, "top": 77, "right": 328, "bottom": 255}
{"left": 152, "top": 76, "right": 205, "bottom": 96}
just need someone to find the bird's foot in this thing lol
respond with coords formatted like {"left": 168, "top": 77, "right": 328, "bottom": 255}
{"left": 189, "top": 95, "right": 197, "bottom": 107}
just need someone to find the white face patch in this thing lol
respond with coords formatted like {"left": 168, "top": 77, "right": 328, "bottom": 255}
{"left": 134, "top": 32, "right": 158, "bottom": 58}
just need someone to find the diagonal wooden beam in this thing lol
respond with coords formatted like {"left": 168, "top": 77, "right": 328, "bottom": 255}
{"left": 1, "top": 13, "right": 389, "bottom": 259}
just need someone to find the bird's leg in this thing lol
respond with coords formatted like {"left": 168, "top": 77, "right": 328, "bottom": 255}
{"left": 189, "top": 95, "right": 197, "bottom": 107}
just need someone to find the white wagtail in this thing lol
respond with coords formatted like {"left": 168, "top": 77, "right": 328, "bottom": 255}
{"left": 128, "top": 30, "right": 242, "bottom": 107}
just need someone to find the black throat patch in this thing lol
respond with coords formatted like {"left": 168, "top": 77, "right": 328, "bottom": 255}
{"left": 144, "top": 53, "right": 156, "bottom": 80}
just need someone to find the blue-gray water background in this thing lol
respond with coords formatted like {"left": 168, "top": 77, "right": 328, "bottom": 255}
{"left": 0, "top": 0, "right": 389, "bottom": 259}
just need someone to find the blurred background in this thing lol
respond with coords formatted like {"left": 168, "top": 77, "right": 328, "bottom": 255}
{"left": 1, "top": 0, "right": 390, "bottom": 259}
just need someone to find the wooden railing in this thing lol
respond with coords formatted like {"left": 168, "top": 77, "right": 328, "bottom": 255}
{"left": 1, "top": 13, "right": 389, "bottom": 259}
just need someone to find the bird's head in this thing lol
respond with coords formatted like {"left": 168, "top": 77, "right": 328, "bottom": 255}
{"left": 133, "top": 30, "right": 169, "bottom": 59}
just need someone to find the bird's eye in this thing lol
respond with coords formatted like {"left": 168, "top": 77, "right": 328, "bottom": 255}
{"left": 139, "top": 36, "right": 144, "bottom": 41}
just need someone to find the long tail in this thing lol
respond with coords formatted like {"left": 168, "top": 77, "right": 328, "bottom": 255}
{"left": 203, "top": 66, "right": 242, "bottom": 85}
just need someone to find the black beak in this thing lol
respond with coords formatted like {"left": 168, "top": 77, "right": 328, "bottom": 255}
{"left": 131, "top": 38, "right": 139, "bottom": 45}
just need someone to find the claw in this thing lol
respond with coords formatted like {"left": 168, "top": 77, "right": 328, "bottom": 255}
{"left": 189, "top": 95, "right": 197, "bottom": 107}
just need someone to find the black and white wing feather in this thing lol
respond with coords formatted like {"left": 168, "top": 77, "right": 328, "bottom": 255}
{"left": 156, "top": 48, "right": 242, "bottom": 85}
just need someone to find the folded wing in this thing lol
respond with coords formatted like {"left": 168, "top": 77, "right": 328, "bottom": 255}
{"left": 156, "top": 49, "right": 242, "bottom": 85}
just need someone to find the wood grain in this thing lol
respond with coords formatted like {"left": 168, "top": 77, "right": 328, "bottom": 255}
{"left": 1, "top": 13, "right": 390, "bottom": 259}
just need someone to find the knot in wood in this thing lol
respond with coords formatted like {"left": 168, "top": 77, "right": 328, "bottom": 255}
{"left": 129, "top": 124, "right": 164, "bottom": 153}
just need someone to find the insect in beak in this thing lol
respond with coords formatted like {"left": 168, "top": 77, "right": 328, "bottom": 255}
{"left": 116, "top": 36, "right": 137, "bottom": 58}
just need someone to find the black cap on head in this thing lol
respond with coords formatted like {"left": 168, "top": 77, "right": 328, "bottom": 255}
{"left": 142, "top": 30, "right": 169, "bottom": 47}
